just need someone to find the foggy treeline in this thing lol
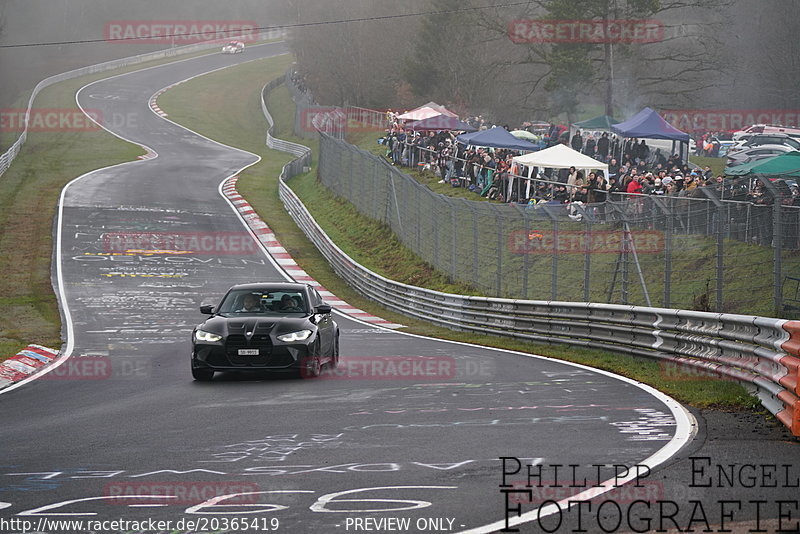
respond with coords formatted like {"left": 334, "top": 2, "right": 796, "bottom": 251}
{"left": 281, "top": 0, "right": 800, "bottom": 124}
{"left": 1, "top": 0, "right": 798, "bottom": 135}
{"left": 0, "top": 0, "right": 283, "bottom": 113}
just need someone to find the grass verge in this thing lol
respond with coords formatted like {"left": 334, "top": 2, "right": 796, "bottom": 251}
{"left": 0, "top": 45, "right": 260, "bottom": 362}
{"left": 157, "top": 55, "right": 759, "bottom": 410}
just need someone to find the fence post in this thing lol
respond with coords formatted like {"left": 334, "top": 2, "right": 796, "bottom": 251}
{"left": 584, "top": 216, "right": 592, "bottom": 302}
{"left": 433, "top": 194, "right": 440, "bottom": 273}
{"left": 716, "top": 203, "right": 724, "bottom": 312}
{"left": 486, "top": 203, "right": 503, "bottom": 296}
{"left": 522, "top": 206, "right": 531, "bottom": 299}
{"left": 664, "top": 197, "right": 673, "bottom": 308}
{"left": 552, "top": 217, "right": 559, "bottom": 301}
{"left": 775, "top": 202, "right": 784, "bottom": 314}
{"left": 414, "top": 184, "right": 422, "bottom": 255}
{"left": 449, "top": 197, "right": 458, "bottom": 283}
{"left": 755, "top": 177, "right": 784, "bottom": 314}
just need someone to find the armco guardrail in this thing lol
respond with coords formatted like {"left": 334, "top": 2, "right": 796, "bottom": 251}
{"left": 0, "top": 30, "right": 284, "bottom": 177}
{"left": 262, "top": 78, "right": 800, "bottom": 437}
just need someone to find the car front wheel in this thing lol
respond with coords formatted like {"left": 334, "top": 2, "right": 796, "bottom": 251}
{"left": 304, "top": 342, "right": 324, "bottom": 378}
{"left": 328, "top": 336, "right": 339, "bottom": 369}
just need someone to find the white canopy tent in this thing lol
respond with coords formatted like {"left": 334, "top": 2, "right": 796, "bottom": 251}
{"left": 512, "top": 143, "right": 608, "bottom": 174}
{"left": 510, "top": 143, "right": 608, "bottom": 200}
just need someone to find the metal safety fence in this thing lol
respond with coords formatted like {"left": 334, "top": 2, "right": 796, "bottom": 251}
{"left": 260, "top": 77, "right": 800, "bottom": 437}
{"left": 316, "top": 133, "right": 800, "bottom": 318}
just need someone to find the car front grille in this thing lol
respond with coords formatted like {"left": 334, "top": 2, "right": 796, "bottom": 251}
{"left": 225, "top": 334, "right": 275, "bottom": 365}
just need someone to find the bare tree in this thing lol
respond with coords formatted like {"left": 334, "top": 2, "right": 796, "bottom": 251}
{"left": 285, "top": 0, "right": 426, "bottom": 109}
{"left": 745, "top": 1, "right": 800, "bottom": 109}
{"left": 474, "top": 0, "right": 735, "bottom": 121}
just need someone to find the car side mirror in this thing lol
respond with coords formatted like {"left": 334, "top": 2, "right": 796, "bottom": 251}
{"left": 200, "top": 305, "right": 215, "bottom": 315}
{"left": 315, "top": 304, "right": 332, "bottom": 315}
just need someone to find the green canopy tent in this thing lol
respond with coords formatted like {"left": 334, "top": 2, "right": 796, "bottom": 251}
{"left": 573, "top": 114, "right": 621, "bottom": 131}
{"left": 725, "top": 151, "right": 800, "bottom": 176}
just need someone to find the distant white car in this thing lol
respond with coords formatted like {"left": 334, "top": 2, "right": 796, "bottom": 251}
{"left": 726, "top": 145, "right": 798, "bottom": 167}
{"left": 733, "top": 124, "right": 800, "bottom": 141}
{"left": 729, "top": 133, "right": 800, "bottom": 153}
{"left": 222, "top": 41, "right": 245, "bottom": 54}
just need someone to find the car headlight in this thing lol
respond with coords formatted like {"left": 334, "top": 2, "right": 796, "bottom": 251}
{"left": 277, "top": 330, "right": 312, "bottom": 342}
{"left": 195, "top": 330, "right": 223, "bottom": 342}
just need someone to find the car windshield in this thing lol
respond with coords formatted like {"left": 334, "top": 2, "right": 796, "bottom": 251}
{"left": 217, "top": 289, "right": 308, "bottom": 316}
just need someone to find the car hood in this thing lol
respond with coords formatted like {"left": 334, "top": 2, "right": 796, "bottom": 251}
{"left": 198, "top": 315, "right": 313, "bottom": 336}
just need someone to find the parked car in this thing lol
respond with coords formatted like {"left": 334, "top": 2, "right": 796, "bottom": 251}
{"left": 729, "top": 133, "right": 800, "bottom": 154}
{"left": 726, "top": 145, "right": 798, "bottom": 168}
{"left": 221, "top": 41, "right": 245, "bottom": 54}
{"left": 191, "top": 282, "right": 339, "bottom": 381}
{"left": 733, "top": 124, "right": 800, "bottom": 142}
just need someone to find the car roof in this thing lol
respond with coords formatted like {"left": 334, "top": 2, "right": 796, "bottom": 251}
{"left": 747, "top": 133, "right": 797, "bottom": 140}
{"left": 227, "top": 282, "right": 310, "bottom": 292}
{"left": 739, "top": 145, "right": 796, "bottom": 152}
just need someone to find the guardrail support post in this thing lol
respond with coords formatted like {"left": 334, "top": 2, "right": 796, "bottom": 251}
{"left": 780, "top": 321, "right": 800, "bottom": 437}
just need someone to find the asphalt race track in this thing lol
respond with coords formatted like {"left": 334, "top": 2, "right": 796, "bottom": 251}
{"left": 0, "top": 43, "right": 693, "bottom": 533}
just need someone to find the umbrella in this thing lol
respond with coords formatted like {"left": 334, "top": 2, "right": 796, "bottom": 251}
{"left": 510, "top": 130, "right": 538, "bottom": 141}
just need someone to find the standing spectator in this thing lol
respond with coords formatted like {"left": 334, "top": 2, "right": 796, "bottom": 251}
{"left": 566, "top": 166, "right": 579, "bottom": 195}
{"left": 584, "top": 135, "right": 597, "bottom": 157}
{"left": 596, "top": 132, "right": 610, "bottom": 161}
{"left": 590, "top": 172, "right": 610, "bottom": 221}
{"left": 587, "top": 172, "right": 608, "bottom": 204}
{"left": 570, "top": 171, "right": 585, "bottom": 200}
{"left": 626, "top": 174, "right": 643, "bottom": 194}
{"left": 653, "top": 178, "right": 665, "bottom": 195}
{"left": 608, "top": 158, "right": 620, "bottom": 181}
{"left": 637, "top": 140, "right": 650, "bottom": 162}
{"left": 571, "top": 129, "right": 584, "bottom": 152}
{"left": 436, "top": 143, "right": 450, "bottom": 183}
{"left": 610, "top": 135, "right": 621, "bottom": 161}
{"left": 640, "top": 173, "right": 655, "bottom": 194}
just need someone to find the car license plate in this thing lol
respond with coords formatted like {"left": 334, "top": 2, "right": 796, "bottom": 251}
{"left": 238, "top": 349, "right": 259, "bottom": 356}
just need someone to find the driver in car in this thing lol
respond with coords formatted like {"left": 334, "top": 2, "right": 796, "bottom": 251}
{"left": 237, "top": 293, "right": 262, "bottom": 312}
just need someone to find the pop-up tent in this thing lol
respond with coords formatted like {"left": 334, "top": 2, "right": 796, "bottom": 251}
{"left": 725, "top": 151, "right": 800, "bottom": 176}
{"left": 512, "top": 143, "right": 608, "bottom": 174}
{"left": 612, "top": 107, "right": 690, "bottom": 141}
{"left": 398, "top": 102, "right": 458, "bottom": 120}
{"left": 574, "top": 114, "right": 620, "bottom": 131}
{"left": 509, "top": 144, "right": 607, "bottom": 201}
{"left": 457, "top": 127, "right": 538, "bottom": 152}
{"left": 612, "top": 107, "right": 690, "bottom": 162}
{"left": 405, "top": 114, "right": 477, "bottom": 132}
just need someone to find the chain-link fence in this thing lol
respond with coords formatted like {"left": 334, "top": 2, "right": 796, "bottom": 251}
{"left": 317, "top": 132, "right": 800, "bottom": 318}
{"left": 286, "top": 67, "right": 387, "bottom": 141}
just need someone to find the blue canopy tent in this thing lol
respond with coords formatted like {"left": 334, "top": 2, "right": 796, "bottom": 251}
{"left": 456, "top": 127, "right": 538, "bottom": 152}
{"left": 612, "top": 107, "right": 691, "bottom": 163}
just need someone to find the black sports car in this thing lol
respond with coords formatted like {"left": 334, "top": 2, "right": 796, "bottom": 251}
{"left": 191, "top": 282, "right": 339, "bottom": 380}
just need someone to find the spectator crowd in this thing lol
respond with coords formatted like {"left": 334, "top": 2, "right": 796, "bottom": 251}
{"left": 379, "top": 117, "right": 745, "bottom": 206}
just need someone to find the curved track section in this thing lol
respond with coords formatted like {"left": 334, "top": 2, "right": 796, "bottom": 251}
{"left": 0, "top": 43, "right": 693, "bottom": 532}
